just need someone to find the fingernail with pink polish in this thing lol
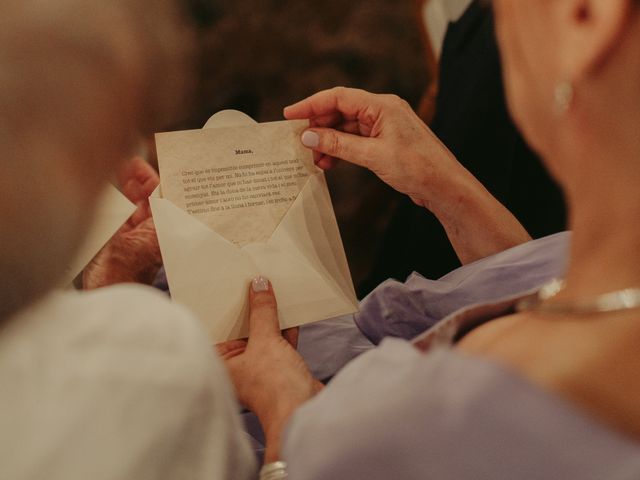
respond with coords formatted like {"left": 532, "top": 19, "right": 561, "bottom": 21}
{"left": 252, "top": 276, "right": 270, "bottom": 292}
{"left": 302, "top": 131, "right": 320, "bottom": 148}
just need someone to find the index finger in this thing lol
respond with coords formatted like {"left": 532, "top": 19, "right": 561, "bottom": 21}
{"left": 284, "top": 87, "right": 379, "bottom": 121}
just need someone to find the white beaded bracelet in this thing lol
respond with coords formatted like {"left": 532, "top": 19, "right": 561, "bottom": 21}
{"left": 260, "top": 461, "right": 288, "bottom": 480}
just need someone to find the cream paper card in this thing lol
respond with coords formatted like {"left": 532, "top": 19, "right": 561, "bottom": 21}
{"left": 151, "top": 111, "right": 359, "bottom": 343}
{"left": 61, "top": 184, "right": 136, "bottom": 287}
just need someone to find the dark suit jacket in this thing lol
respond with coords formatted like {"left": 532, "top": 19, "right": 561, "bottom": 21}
{"left": 359, "top": 1, "right": 566, "bottom": 297}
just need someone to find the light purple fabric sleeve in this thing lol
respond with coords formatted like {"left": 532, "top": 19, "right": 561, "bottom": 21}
{"left": 355, "top": 232, "right": 571, "bottom": 344}
{"left": 295, "top": 232, "right": 570, "bottom": 382}
{"left": 297, "top": 315, "right": 374, "bottom": 381}
{"left": 284, "top": 340, "right": 640, "bottom": 480}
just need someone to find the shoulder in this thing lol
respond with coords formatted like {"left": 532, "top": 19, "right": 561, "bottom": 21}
{"left": 284, "top": 339, "right": 640, "bottom": 480}
{"left": 0, "top": 286, "right": 253, "bottom": 479}
{"left": 1, "top": 283, "right": 227, "bottom": 397}
{"left": 2, "top": 284, "right": 227, "bottom": 390}
{"left": 15, "top": 285, "right": 204, "bottom": 349}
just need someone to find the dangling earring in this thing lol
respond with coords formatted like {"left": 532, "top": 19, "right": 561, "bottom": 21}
{"left": 554, "top": 81, "right": 574, "bottom": 114}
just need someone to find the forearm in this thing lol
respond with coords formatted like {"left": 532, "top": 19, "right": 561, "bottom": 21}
{"left": 421, "top": 163, "right": 532, "bottom": 265}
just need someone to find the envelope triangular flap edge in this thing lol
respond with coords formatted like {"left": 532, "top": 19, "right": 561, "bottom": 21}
{"left": 150, "top": 186, "right": 256, "bottom": 340}
{"left": 265, "top": 172, "right": 357, "bottom": 309}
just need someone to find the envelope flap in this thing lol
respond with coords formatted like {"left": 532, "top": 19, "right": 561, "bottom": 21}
{"left": 269, "top": 172, "right": 357, "bottom": 306}
{"left": 150, "top": 188, "right": 258, "bottom": 342}
{"left": 150, "top": 193, "right": 238, "bottom": 249}
{"left": 204, "top": 110, "right": 258, "bottom": 129}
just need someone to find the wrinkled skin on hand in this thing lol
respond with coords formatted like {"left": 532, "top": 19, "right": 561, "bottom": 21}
{"left": 285, "top": 87, "right": 532, "bottom": 265}
{"left": 284, "top": 86, "right": 463, "bottom": 209}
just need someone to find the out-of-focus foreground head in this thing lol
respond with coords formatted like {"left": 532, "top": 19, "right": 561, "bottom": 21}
{"left": 493, "top": 0, "right": 640, "bottom": 184}
{"left": 0, "top": 0, "right": 194, "bottom": 321}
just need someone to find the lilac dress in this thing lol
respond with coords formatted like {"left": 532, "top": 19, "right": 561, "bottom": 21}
{"left": 284, "top": 342, "right": 640, "bottom": 480}
{"left": 281, "top": 232, "right": 640, "bottom": 479}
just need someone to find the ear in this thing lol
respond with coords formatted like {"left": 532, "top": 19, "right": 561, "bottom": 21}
{"left": 561, "top": 0, "right": 633, "bottom": 79}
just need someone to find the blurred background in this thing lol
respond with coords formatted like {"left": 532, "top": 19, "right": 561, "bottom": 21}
{"left": 181, "top": 0, "right": 433, "bottom": 294}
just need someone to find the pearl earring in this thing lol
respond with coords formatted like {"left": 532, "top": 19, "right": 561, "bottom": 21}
{"left": 554, "top": 81, "right": 574, "bottom": 114}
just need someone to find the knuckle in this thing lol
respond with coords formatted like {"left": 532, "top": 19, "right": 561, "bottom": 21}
{"left": 384, "top": 94, "right": 410, "bottom": 109}
{"left": 329, "top": 133, "right": 343, "bottom": 158}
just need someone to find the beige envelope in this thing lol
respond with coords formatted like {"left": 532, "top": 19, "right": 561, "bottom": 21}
{"left": 60, "top": 184, "right": 136, "bottom": 287}
{"left": 150, "top": 111, "right": 359, "bottom": 343}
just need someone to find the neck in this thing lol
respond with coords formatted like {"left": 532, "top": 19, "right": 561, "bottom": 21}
{"left": 559, "top": 147, "right": 640, "bottom": 300}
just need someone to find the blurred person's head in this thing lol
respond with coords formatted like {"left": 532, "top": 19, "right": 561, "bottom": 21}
{"left": 493, "top": 0, "right": 640, "bottom": 192}
{"left": 0, "top": 0, "right": 194, "bottom": 321}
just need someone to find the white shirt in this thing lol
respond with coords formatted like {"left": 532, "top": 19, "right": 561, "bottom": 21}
{"left": 423, "top": 0, "right": 475, "bottom": 58}
{"left": 0, "top": 285, "right": 256, "bottom": 480}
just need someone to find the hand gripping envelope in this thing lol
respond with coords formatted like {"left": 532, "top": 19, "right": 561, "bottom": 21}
{"left": 150, "top": 111, "right": 359, "bottom": 343}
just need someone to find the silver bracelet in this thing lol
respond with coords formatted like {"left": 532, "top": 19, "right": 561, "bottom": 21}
{"left": 259, "top": 461, "right": 288, "bottom": 480}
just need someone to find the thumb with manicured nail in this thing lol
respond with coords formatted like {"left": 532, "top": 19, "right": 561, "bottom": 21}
{"left": 248, "top": 276, "right": 280, "bottom": 338}
{"left": 300, "top": 128, "right": 370, "bottom": 169}
{"left": 301, "top": 130, "right": 320, "bottom": 148}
